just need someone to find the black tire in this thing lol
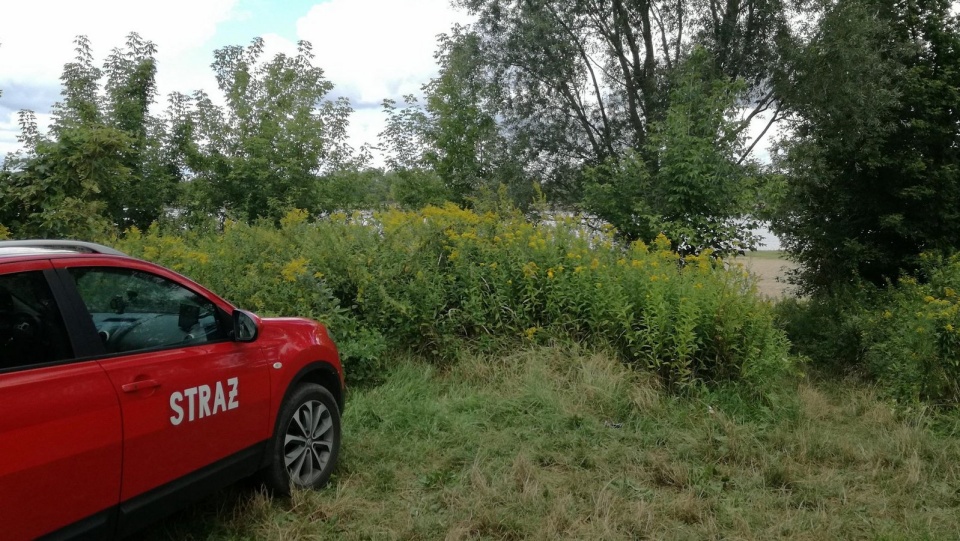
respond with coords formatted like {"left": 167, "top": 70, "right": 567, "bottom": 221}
{"left": 261, "top": 383, "right": 341, "bottom": 495}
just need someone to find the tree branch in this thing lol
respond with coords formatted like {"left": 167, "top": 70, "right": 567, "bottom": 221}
{"left": 737, "top": 104, "right": 781, "bottom": 165}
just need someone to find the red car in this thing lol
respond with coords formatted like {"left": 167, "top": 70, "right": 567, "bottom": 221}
{"left": 0, "top": 240, "right": 344, "bottom": 540}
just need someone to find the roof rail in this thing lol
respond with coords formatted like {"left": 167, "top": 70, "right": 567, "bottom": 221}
{"left": 0, "top": 240, "right": 127, "bottom": 256}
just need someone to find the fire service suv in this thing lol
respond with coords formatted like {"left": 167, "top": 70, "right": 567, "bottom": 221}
{"left": 0, "top": 240, "right": 344, "bottom": 539}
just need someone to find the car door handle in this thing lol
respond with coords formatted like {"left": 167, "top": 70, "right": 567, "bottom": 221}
{"left": 121, "top": 379, "right": 161, "bottom": 393}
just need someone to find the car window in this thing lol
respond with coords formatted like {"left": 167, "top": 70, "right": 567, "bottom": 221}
{"left": 0, "top": 271, "right": 73, "bottom": 369}
{"left": 67, "top": 267, "right": 227, "bottom": 355}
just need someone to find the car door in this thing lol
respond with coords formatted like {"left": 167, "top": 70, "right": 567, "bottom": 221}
{"left": 56, "top": 260, "right": 272, "bottom": 530}
{"left": 0, "top": 260, "right": 123, "bottom": 540}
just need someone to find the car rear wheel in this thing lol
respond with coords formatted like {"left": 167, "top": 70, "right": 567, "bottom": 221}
{"left": 261, "top": 383, "right": 341, "bottom": 494}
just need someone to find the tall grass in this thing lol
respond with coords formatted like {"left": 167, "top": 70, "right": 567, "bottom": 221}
{"left": 113, "top": 205, "right": 792, "bottom": 391}
{"left": 148, "top": 347, "right": 960, "bottom": 540}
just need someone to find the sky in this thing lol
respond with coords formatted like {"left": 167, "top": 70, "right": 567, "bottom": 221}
{"left": 0, "top": 0, "right": 472, "bottom": 159}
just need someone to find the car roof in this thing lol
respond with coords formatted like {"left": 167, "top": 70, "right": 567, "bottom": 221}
{"left": 0, "top": 240, "right": 127, "bottom": 259}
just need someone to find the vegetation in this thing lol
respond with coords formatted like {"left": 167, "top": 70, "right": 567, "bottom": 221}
{"left": 113, "top": 206, "right": 791, "bottom": 391}
{"left": 772, "top": 0, "right": 960, "bottom": 293}
{"left": 778, "top": 253, "right": 960, "bottom": 407}
{"left": 1, "top": 0, "right": 960, "bottom": 534}
{"left": 148, "top": 348, "right": 960, "bottom": 540}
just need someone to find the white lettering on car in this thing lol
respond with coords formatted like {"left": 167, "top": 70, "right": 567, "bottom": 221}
{"left": 170, "top": 392, "right": 184, "bottom": 426}
{"left": 169, "top": 378, "right": 239, "bottom": 425}
{"left": 228, "top": 377, "right": 239, "bottom": 410}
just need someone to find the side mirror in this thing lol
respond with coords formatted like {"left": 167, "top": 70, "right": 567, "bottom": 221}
{"left": 232, "top": 310, "right": 259, "bottom": 342}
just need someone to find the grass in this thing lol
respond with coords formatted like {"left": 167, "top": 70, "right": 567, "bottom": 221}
{"left": 148, "top": 347, "right": 960, "bottom": 540}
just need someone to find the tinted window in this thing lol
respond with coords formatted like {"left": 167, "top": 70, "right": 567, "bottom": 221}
{"left": 0, "top": 272, "right": 73, "bottom": 369}
{"left": 68, "top": 268, "right": 227, "bottom": 354}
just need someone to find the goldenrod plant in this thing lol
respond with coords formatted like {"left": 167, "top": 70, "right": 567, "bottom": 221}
{"left": 115, "top": 206, "right": 793, "bottom": 392}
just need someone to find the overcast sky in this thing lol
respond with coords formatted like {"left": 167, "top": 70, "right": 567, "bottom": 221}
{"left": 0, "top": 0, "right": 471, "bottom": 159}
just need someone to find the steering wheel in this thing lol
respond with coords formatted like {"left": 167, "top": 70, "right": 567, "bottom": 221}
{"left": 4, "top": 312, "right": 42, "bottom": 341}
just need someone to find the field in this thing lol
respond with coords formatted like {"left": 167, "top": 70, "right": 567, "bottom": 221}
{"left": 739, "top": 251, "right": 798, "bottom": 298}
{"left": 149, "top": 347, "right": 960, "bottom": 540}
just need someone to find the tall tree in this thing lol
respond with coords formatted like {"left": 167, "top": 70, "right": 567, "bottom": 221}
{"left": 1, "top": 36, "right": 143, "bottom": 238}
{"left": 772, "top": 0, "right": 960, "bottom": 292}
{"left": 584, "top": 47, "right": 762, "bottom": 255}
{"left": 101, "top": 33, "right": 179, "bottom": 229}
{"left": 453, "top": 0, "right": 794, "bottom": 176}
{"left": 181, "top": 39, "right": 361, "bottom": 222}
{"left": 378, "top": 31, "right": 531, "bottom": 207}
{"left": 423, "top": 31, "right": 530, "bottom": 205}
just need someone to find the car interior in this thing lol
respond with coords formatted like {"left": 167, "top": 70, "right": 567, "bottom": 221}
{"left": 0, "top": 275, "right": 72, "bottom": 370}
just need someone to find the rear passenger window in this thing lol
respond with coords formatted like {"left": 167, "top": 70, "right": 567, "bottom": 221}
{"left": 0, "top": 272, "right": 73, "bottom": 370}
{"left": 67, "top": 268, "right": 228, "bottom": 354}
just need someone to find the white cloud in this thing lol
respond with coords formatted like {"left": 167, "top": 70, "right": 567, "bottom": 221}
{"left": 0, "top": 0, "right": 238, "bottom": 90}
{"left": 0, "top": 0, "right": 471, "bottom": 158}
{"left": 296, "top": 0, "right": 472, "bottom": 105}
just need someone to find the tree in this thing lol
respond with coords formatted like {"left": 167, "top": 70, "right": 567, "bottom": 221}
{"left": 378, "top": 33, "right": 530, "bottom": 208}
{"left": 1, "top": 36, "right": 149, "bottom": 238}
{"left": 584, "top": 48, "right": 761, "bottom": 255}
{"left": 452, "top": 0, "right": 795, "bottom": 180}
{"left": 772, "top": 0, "right": 960, "bottom": 293}
{"left": 0, "top": 34, "right": 183, "bottom": 237}
{"left": 180, "top": 39, "right": 362, "bottom": 222}
{"left": 425, "top": 31, "right": 531, "bottom": 206}
{"left": 101, "top": 33, "right": 179, "bottom": 229}
{"left": 0, "top": 109, "right": 121, "bottom": 239}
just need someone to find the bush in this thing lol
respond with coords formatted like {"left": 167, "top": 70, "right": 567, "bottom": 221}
{"left": 865, "top": 254, "right": 960, "bottom": 406}
{"left": 113, "top": 205, "right": 793, "bottom": 390}
{"left": 776, "top": 253, "right": 960, "bottom": 407}
{"left": 774, "top": 287, "right": 872, "bottom": 372}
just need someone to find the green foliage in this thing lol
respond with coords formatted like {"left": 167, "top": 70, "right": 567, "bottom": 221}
{"left": 424, "top": 31, "right": 527, "bottom": 205}
{"left": 113, "top": 206, "right": 793, "bottom": 391}
{"left": 774, "top": 288, "right": 871, "bottom": 372}
{"left": 1, "top": 34, "right": 370, "bottom": 239}
{"left": 379, "top": 95, "right": 432, "bottom": 171}
{"left": 865, "top": 254, "right": 960, "bottom": 406}
{"left": 777, "top": 253, "right": 960, "bottom": 407}
{"left": 1, "top": 109, "right": 124, "bottom": 239}
{"left": 312, "top": 169, "right": 390, "bottom": 213}
{"left": 1, "top": 34, "right": 181, "bottom": 237}
{"left": 180, "top": 39, "right": 361, "bottom": 223}
{"left": 385, "top": 169, "right": 451, "bottom": 210}
{"left": 378, "top": 35, "right": 530, "bottom": 209}
{"left": 450, "top": 0, "right": 795, "bottom": 184}
{"left": 583, "top": 49, "right": 761, "bottom": 257}
{"left": 773, "top": 0, "right": 960, "bottom": 293}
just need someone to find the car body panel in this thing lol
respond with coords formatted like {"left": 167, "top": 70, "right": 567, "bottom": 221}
{"left": 255, "top": 317, "right": 343, "bottom": 433}
{"left": 96, "top": 341, "right": 273, "bottom": 500}
{"left": 0, "top": 244, "right": 344, "bottom": 540}
{"left": 0, "top": 358, "right": 123, "bottom": 540}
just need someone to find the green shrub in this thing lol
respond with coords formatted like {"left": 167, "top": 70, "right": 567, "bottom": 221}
{"left": 865, "top": 254, "right": 960, "bottom": 406}
{"left": 776, "top": 253, "right": 960, "bottom": 407}
{"left": 113, "top": 205, "right": 793, "bottom": 391}
{"left": 774, "top": 287, "right": 872, "bottom": 372}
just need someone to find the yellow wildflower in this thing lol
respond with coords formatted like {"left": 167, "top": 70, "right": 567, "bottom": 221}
{"left": 281, "top": 257, "right": 309, "bottom": 282}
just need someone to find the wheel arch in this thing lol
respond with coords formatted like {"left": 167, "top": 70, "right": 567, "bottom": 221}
{"left": 284, "top": 361, "right": 344, "bottom": 413}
